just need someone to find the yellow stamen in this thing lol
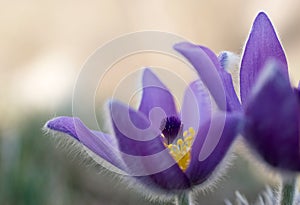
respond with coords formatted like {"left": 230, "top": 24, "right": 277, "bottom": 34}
{"left": 166, "top": 127, "right": 196, "bottom": 172}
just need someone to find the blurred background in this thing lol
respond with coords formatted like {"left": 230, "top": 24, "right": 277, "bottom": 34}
{"left": 1, "top": 0, "right": 300, "bottom": 204}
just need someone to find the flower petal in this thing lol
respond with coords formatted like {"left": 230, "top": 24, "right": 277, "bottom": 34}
{"left": 110, "top": 100, "right": 161, "bottom": 155}
{"left": 110, "top": 101, "right": 191, "bottom": 189}
{"left": 45, "top": 116, "right": 126, "bottom": 171}
{"left": 244, "top": 61, "right": 300, "bottom": 171}
{"left": 138, "top": 68, "right": 178, "bottom": 117}
{"left": 185, "top": 112, "right": 241, "bottom": 184}
{"left": 174, "top": 42, "right": 241, "bottom": 112}
{"left": 240, "top": 12, "right": 288, "bottom": 105}
{"left": 180, "top": 80, "right": 212, "bottom": 133}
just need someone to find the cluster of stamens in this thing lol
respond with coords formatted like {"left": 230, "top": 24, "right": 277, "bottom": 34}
{"left": 166, "top": 127, "right": 195, "bottom": 172}
{"left": 160, "top": 116, "right": 196, "bottom": 172}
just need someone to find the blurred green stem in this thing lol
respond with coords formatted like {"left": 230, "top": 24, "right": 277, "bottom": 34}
{"left": 175, "top": 192, "right": 190, "bottom": 205}
{"left": 280, "top": 176, "right": 297, "bottom": 205}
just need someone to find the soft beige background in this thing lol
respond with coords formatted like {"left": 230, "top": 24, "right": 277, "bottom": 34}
{"left": 1, "top": 1, "right": 300, "bottom": 204}
{"left": 2, "top": 0, "right": 300, "bottom": 129}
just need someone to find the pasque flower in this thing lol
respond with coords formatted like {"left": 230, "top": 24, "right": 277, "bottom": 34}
{"left": 45, "top": 68, "right": 241, "bottom": 197}
{"left": 174, "top": 12, "right": 300, "bottom": 172}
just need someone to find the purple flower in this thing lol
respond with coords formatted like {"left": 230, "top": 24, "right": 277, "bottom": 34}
{"left": 174, "top": 12, "right": 300, "bottom": 172}
{"left": 45, "top": 68, "right": 241, "bottom": 196}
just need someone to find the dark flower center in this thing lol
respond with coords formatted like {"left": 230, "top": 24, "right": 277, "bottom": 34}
{"left": 160, "top": 116, "right": 182, "bottom": 144}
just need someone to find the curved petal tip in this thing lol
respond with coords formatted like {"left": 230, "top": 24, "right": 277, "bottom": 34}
{"left": 139, "top": 68, "right": 177, "bottom": 117}
{"left": 240, "top": 11, "right": 288, "bottom": 104}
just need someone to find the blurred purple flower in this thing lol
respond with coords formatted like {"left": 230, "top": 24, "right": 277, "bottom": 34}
{"left": 175, "top": 12, "right": 300, "bottom": 172}
{"left": 45, "top": 68, "right": 240, "bottom": 195}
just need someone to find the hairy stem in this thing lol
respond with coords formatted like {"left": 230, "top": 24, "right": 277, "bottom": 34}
{"left": 175, "top": 192, "right": 190, "bottom": 205}
{"left": 280, "top": 176, "right": 297, "bottom": 205}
